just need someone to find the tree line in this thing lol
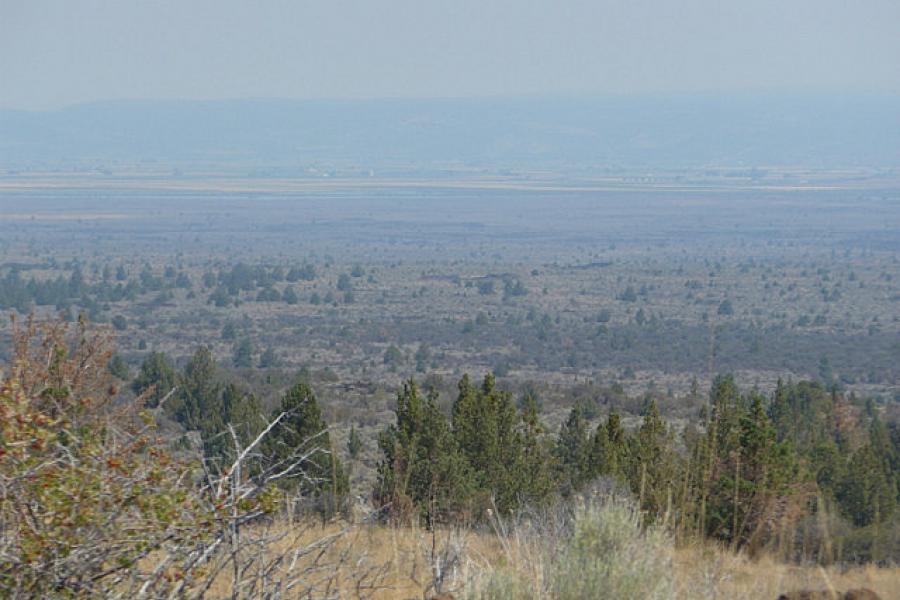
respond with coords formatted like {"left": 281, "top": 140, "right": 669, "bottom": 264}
{"left": 130, "top": 345, "right": 899, "bottom": 562}
{"left": 372, "top": 373, "right": 897, "bottom": 561}
{"left": 132, "top": 346, "right": 348, "bottom": 515}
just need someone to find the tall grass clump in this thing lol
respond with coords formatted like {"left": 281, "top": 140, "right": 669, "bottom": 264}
{"left": 468, "top": 494, "right": 675, "bottom": 599}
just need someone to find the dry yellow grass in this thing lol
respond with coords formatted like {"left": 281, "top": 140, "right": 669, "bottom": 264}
{"left": 191, "top": 520, "right": 899, "bottom": 599}
{"left": 196, "top": 521, "right": 502, "bottom": 599}
{"left": 673, "top": 544, "right": 899, "bottom": 600}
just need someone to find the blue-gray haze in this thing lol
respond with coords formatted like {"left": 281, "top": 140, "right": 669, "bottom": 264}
{"left": 2, "top": 1, "right": 899, "bottom": 169}
{"left": 2, "top": 0, "right": 899, "bottom": 109}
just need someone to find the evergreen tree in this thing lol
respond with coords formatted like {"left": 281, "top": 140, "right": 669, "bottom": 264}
{"left": 374, "top": 378, "right": 425, "bottom": 520}
{"left": 233, "top": 338, "right": 254, "bottom": 368}
{"left": 768, "top": 380, "right": 835, "bottom": 452}
{"left": 590, "top": 409, "right": 626, "bottom": 481}
{"left": 266, "top": 382, "right": 348, "bottom": 514}
{"left": 283, "top": 285, "right": 299, "bottom": 305}
{"left": 107, "top": 354, "right": 130, "bottom": 380}
{"left": 201, "top": 383, "right": 264, "bottom": 470}
{"left": 628, "top": 399, "right": 679, "bottom": 522}
{"left": 131, "top": 351, "right": 177, "bottom": 408}
{"left": 519, "top": 393, "right": 554, "bottom": 504}
{"left": 451, "top": 373, "right": 524, "bottom": 514}
{"left": 347, "top": 424, "right": 362, "bottom": 460}
{"left": 838, "top": 444, "right": 896, "bottom": 527}
{"left": 419, "top": 386, "right": 474, "bottom": 523}
{"left": 836, "top": 411, "right": 897, "bottom": 527}
{"left": 172, "top": 346, "right": 221, "bottom": 430}
{"left": 681, "top": 381, "right": 807, "bottom": 548}
{"left": 375, "top": 379, "right": 471, "bottom": 524}
{"left": 258, "top": 346, "right": 279, "bottom": 368}
{"left": 691, "top": 374, "right": 742, "bottom": 536}
{"left": 221, "top": 322, "right": 237, "bottom": 340}
{"left": 554, "top": 404, "right": 591, "bottom": 495}
{"left": 719, "top": 392, "right": 799, "bottom": 547}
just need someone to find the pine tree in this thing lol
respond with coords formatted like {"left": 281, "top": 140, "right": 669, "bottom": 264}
{"left": 554, "top": 404, "right": 591, "bottom": 495}
{"left": 173, "top": 346, "right": 221, "bottom": 430}
{"left": 450, "top": 373, "right": 526, "bottom": 513}
{"left": 375, "top": 379, "right": 471, "bottom": 524}
{"left": 258, "top": 346, "right": 279, "bottom": 368}
{"left": 201, "top": 383, "right": 264, "bottom": 470}
{"left": 266, "top": 382, "right": 348, "bottom": 514}
{"left": 590, "top": 409, "right": 626, "bottom": 481}
{"left": 837, "top": 412, "right": 897, "bottom": 527}
{"left": 730, "top": 392, "right": 799, "bottom": 547}
{"left": 628, "top": 399, "right": 679, "bottom": 522}
{"left": 347, "top": 424, "right": 362, "bottom": 460}
{"left": 519, "top": 393, "right": 553, "bottom": 505}
{"left": 131, "top": 351, "right": 177, "bottom": 407}
{"left": 232, "top": 338, "right": 254, "bottom": 368}
{"left": 838, "top": 444, "right": 896, "bottom": 527}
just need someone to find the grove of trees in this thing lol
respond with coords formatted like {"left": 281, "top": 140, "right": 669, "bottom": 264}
{"left": 373, "top": 372, "right": 898, "bottom": 562}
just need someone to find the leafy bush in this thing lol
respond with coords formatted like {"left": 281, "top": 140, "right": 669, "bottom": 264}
{"left": 0, "top": 316, "right": 360, "bottom": 598}
{"left": 0, "top": 317, "right": 210, "bottom": 596}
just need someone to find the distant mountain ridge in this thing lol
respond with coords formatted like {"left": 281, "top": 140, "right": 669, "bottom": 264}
{"left": 2, "top": 94, "right": 899, "bottom": 170}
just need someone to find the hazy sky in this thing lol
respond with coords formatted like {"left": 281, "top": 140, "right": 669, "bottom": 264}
{"left": 2, "top": 0, "right": 899, "bottom": 109}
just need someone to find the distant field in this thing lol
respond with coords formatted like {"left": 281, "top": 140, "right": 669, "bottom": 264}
{"left": 1, "top": 174, "right": 898, "bottom": 435}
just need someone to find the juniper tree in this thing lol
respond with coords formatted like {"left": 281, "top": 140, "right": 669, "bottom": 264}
{"left": 131, "top": 351, "right": 177, "bottom": 407}
{"left": 628, "top": 399, "right": 679, "bottom": 523}
{"left": 590, "top": 409, "right": 627, "bottom": 481}
{"left": 519, "top": 392, "right": 554, "bottom": 505}
{"left": 347, "top": 423, "right": 362, "bottom": 460}
{"left": 708, "top": 392, "right": 800, "bottom": 547}
{"left": 485, "top": 374, "right": 526, "bottom": 513}
{"left": 554, "top": 404, "right": 592, "bottom": 496}
{"left": 838, "top": 444, "right": 896, "bottom": 527}
{"left": 419, "top": 385, "right": 474, "bottom": 523}
{"left": 283, "top": 285, "right": 299, "bottom": 305}
{"left": 107, "top": 354, "right": 130, "bottom": 380}
{"left": 375, "top": 379, "right": 471, "bottom": 524}
{"left": 451, "top": 373, "right": 524, "bottom": 514}
{"left": 768, "top": 379, "right": 836, "bottom": 453}
{"left": 232, "top": 338, "right": 254, "bottom": 368}
{"left": 169, "top": 346, "right": 221, "bottom": 429}
{"left": 201, "top": 383, "right": 265, "bottom": 470}
{"left": 833, "top": 409, "right": 897, "bottom": 528}
{"left": 265, "top": 382, "right": 348, "bottom": 515}
{"left": 690, "top": 374, "right": 742, "bottom": 535}
{"left": 374, "top": 378, "right": 425, "bottom": 518}
{"left": 258, "top": 346, "right": 279, "bottom": 368}
{"left": 679, "top": 380, "right": 809, "bottom": 548}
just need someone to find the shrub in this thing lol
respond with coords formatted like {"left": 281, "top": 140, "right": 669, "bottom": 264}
{"left": 0, "top": 316, "right": 364, "bottom": 597}
{"left": 468, "top": 496, "right": 675, "bottom": 600}
{"left": 0, "top": 317, "right": 209, "bottom": 596}
{"left": 553, "top": 499, "right": 674, "bottom": 600}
